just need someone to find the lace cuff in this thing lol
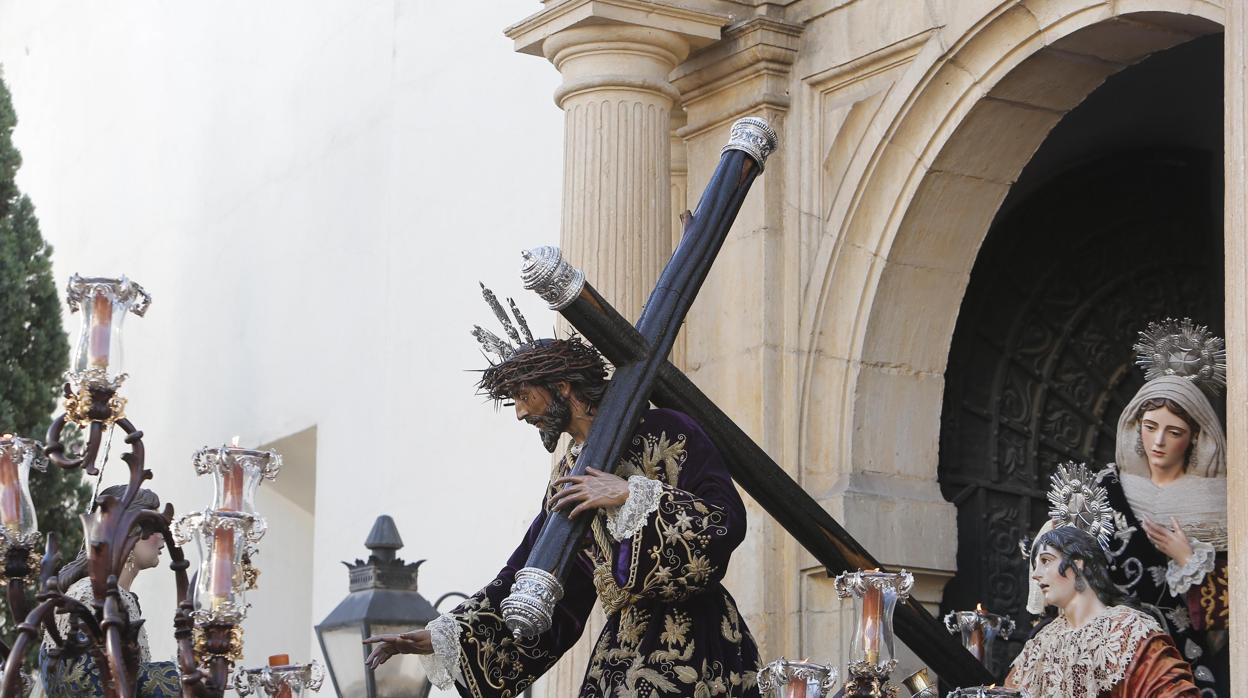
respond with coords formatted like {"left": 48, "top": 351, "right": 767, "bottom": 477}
{"left": 418, "top": 613, "right": 463, "bottom": 690}
{"left": 605, "top": 476, "right": 663, "bottom": 542}
{"left": 1166, "top": 537, "right": 1216, "bottom": 596}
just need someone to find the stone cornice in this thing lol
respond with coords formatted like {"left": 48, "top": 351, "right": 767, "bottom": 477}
{"left": 506, "top": 0, "right": 732, "bottom": 57}
{"left": 673, "top": 15, "right": 803, "bottom": 136}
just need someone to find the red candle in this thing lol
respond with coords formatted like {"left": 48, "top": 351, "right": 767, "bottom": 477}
{"left": 269, "top": 655, "right": 292, "bottom": 698}
{"left": 0, "top": 445, "right": 19, "bottom": 529}
{"left": 222, "top": 463, "right": 244, "bottom": 512}
{"left": 210, "top": 526, "right": 235, "bottom": 605}
{"left": 970, "top": 604, "right": 987, "bottom": 660}
{"left": 88, "top": 293, "right": 113, "bottom": 368}
{"left": 862, "top": 583, "right": 882, "bottom": 665}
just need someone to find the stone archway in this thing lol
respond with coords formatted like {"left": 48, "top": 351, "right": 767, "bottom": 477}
{"left": 796, "top": 0, "right": 1223, "bottom": 658}
{"left": 940, "top": 148, "right": 1222, "bottom": 668}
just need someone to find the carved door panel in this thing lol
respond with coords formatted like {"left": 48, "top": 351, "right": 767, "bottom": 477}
{"left": 937, "top": 151, "right": 1222, "bottom": 671}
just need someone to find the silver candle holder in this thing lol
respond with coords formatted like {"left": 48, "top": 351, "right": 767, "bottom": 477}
{"left": 835, "top": 569, "right": 914, "bottom": 698}
{"left": 945, "top": 687, "right": 1022, "bottom": 698}
{"left": 234, "top": 659, "right": 324, "bottom": 697}
{"left": 758, "top": 658, "right": 839, "bottom": 698}
{"left": 943, "top": 606, "right": 1015, "bottom": 675}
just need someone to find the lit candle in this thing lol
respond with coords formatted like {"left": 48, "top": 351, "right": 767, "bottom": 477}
{"left": 222, "top": 437, "right": 244, "bottom": 512}
{"left": 210, "top": 526, "right": 236, "bottom": 607}
{"left": 269, "top": 654, "right": 292, "bottom": 698}
{"left": 787, "top": 661, "right": 809, "bottom": 698}
{"left": 0, "top": 439, "right": 19, "bottom": 530}
{"left": 969, "top": 604, "right": 987, "bottom": 660}
{"left": 222, "top": 464, "right": 244, "bottom": 512}
{"left": 862, "top": 582, "right": 882, "bottom": 666}
{"left": 87, "top": 292, "right": 113, "bottom": 368}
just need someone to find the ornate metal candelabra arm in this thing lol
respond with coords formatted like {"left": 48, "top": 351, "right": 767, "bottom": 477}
{"left": 44, "top": 384, "right": 119, "bottom": 475}
{"left": 843, "top": 663, "right": 901, "bottom": 698}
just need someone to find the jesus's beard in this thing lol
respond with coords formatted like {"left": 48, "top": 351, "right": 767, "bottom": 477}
{"left": 536, "top": 394, "right": 572, "bottom": 453}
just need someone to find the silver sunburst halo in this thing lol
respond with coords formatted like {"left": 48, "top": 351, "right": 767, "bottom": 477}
{"left": 1046, "top": 462, "right": 1114, "bottom": 550}
{"left": 1133, "top": 317, "right": 1226, "bottom": 394}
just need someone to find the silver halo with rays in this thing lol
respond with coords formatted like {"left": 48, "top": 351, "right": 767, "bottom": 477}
{"left": 471, "top": 283, "right": 535, "bottom": 363}
{"left": 1046, "top": 461, "right": 1114, "bottom": 550}
{"left": 1133, "top": 317, "right": 1227, "bottom": 394}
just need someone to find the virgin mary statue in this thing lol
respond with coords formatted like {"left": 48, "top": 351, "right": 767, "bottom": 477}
{"left": 1094, "top": 319, "right": 1227, "bottom": 694}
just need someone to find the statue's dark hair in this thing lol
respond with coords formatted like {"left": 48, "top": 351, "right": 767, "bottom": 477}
{"left": 477, "top": 337, "right": 609, "bottom": 406}
{"left": 1135, "top": 397, "right": 1201, "bottom": 471}
{"left": 56, "top": 484, "right": 162, "bottom": 592}
{"left": 1031, "top": 525, "right": 1131, "bottom": 608}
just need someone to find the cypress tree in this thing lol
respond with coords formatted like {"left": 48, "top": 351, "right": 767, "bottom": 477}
{"left": 0, "top": 71, "right": 92, "bottom": 563}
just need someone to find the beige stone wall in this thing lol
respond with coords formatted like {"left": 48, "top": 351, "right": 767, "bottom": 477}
{"left": 507, "top": 0, "right": 1235, "bottom": 692}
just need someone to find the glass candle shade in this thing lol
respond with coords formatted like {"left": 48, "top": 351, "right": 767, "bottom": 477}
{"left": 944, "top": 606, "right": 1016, "bottom": 666}
{"left": 190, "top": 512, "right": 251, "bottom": 624}
{"left": 234, "top": 659, "right": 324, "bottom": 698}
{"left": 834, "top": 569, "right": 914, "bottom": 675}
{"left": 0, "top": 436, "right": 46, "bottom": 543}
{"left": 66, "top": 275, "right": 151, "bottom": 389}
{"left": 758, "top": 659, "right": 839, "bottom": 698}
{"left": 192, "top": 444, "right": 281, "bottom": 540}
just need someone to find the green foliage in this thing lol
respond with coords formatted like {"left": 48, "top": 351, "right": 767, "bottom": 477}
{"left": 0, "top": 73, "right": 92, "bottom": 560}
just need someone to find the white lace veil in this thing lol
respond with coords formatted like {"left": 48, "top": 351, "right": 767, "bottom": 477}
{"left": 1114, "top": 375, "right": 1226, "bottom": 479}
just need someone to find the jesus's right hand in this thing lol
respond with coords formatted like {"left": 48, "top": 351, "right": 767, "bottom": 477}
{"left": 363, "top": 628, "right": 433, "bottom": 668}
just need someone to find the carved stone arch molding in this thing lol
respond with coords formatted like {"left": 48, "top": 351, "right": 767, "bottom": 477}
{"left": 797, "top": 3, "right": 1223, "bottom": 559}
{"left": 938, "top": 149, "right": 1223, "bottom": 669}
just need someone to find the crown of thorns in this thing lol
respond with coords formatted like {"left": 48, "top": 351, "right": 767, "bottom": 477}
{"left": 471, "top": 283, "right": 607, "bottom": 401}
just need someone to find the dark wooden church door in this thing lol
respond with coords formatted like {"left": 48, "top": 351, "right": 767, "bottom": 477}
{"left": 937, "top": 150, "right": 1223, "bottom": 671}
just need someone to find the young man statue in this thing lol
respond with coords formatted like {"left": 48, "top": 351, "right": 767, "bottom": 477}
{"left": 1007, "top": 524, "right": 1198, "bottom": 697}
{"left": 365, "top": 288, "right": 761, "bottom": 698}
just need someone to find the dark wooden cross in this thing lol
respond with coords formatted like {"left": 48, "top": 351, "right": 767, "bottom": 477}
{"left": 505, "top": 118, "right": 992, "bottom": 687}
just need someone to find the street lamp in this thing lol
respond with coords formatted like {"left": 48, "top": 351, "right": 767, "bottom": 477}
{"left": 316, "top": 516, "right": 436, "bottom": 698}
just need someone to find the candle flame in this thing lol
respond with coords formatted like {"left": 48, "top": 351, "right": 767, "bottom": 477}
{"left": 976, "top": 602, "right": 986, "bottom": 614}
{"left": 230, "top": 435, "right": 241, "bottom": 448}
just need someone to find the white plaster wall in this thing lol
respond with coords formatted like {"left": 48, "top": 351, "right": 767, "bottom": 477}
{"left": 0, "top": 1, "right": 561, "bottom": 695}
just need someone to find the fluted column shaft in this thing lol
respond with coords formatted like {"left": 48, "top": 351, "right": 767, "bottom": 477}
{"left": 544, "top": 25, "right": 689, "bottom": 323}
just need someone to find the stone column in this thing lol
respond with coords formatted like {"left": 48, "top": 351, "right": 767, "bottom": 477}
{"left": 505, "top": 4, "right": 727, "bottom": 695}
{"left": 544, "top": 24, "right": 686, "bottom": 321}
{"left": 507, "top": 1, "right": 725, "bottom": 322}
{"left": 1224, "top": 2, "right": 1247, "bottom": 691}
{"left": 670, "top": 108, "right": 689, "bottom": 368}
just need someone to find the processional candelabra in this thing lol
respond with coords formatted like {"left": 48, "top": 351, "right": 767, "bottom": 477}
{"left": 0, "top": 275, "right": 320, "bottom": 698}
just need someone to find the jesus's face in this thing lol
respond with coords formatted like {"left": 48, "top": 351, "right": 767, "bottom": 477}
{"left": 509, "top": 383, "right": 571, "bottom": 453}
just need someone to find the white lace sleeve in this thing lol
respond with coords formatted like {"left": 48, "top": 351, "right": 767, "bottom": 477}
{"left": 1166, "top": 537, "right": 1216, "bottom": 596}
{"left": 604, "top": 476, "right": 664, "bottom": 542}
{"left": 43, "top": 578, "right": 94, "bottom": 652}
{"left": 418, "top": 613, "right": 464, "bottom": 690}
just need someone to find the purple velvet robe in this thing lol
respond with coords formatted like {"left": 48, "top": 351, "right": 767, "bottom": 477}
{"left": 442, "top": 408, "right": 761, "bottom": 698}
